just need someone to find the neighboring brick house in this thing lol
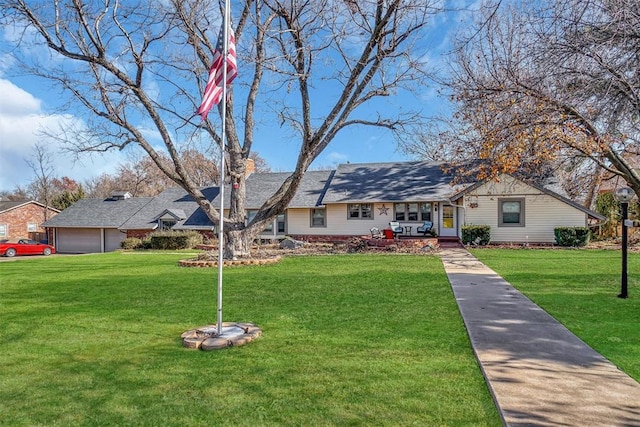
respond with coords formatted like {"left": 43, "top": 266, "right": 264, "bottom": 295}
{"left": 0, "top": 200, "right": 60, "bottom": 243}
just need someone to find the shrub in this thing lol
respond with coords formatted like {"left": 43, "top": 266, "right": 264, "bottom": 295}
{"left": 149, "top": 230, "right": 204, "bottom": 250}
{"left": 461, "top": 225, "right": 491, "bottom": 246}
{"left": 554, "top": 227, "right": 590, "bottom": 247}
{"left": 121, "top": 237, "right": 142, "bottom": 250}
{"left": 141, "top": 237, "right": 153, "bottom": 250}
{"left": 594, "top": 192, "right": 619, "bottom": 239}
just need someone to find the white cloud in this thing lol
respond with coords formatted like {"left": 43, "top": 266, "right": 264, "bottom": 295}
{"left": 0, "top": 79, "right": 41, "bottom": 115}
{"left": 0, "top": 79, "right": 127, "bottom": 191}
{"left": 324, "top": 151, "right": 350, "bottom": 165}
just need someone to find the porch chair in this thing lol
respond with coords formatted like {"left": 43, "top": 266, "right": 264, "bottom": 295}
{"left": 389, "top": 221, "right": 404, "bottom": 238}
{"left": 370, "top": 227, "right": 383, "bottom": 239}
{"left": 416, "top": 221, "right": 435, "bottom": 236}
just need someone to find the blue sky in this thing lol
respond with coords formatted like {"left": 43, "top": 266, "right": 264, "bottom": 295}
{"left": 0, "top": 2, "right": 478, "bottom": 192}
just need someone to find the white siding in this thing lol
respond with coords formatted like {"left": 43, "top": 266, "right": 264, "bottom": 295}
{"left": 287, "top": 203, "right": 438, "bottom": 237}
{"left": 463, "top": 175, "right": 588, "bottom": 243}
{"left": 285, "top": 208, "right": 314, "bottom": 234}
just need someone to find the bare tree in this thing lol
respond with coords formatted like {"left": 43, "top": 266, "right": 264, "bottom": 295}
{"left": 404, "top": 0, "right": 640, "bottom": 205}
{"left": 25, "top": 143, "right": 56, "bottom": 219}
{"left": 84, "top": 149, "right": 267, "bottom": 197}
{"left": 114, "top": 155, "right": 176, "bottom": 197}
{"left": 2, "top": 0, "right": 438, "bottom": 257}
{"left": 0, "top": 188, "right": 30, "bottom": 201}
{"left": 84, "top": 174, "right": 118, "bottom": 199}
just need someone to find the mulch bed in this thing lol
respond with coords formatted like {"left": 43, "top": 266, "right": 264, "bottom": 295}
{"left": 180, "top": 237, "right": 637, "bottom": 268}
{"left": 180, "top": 239, "right": 440, "bottom": 267}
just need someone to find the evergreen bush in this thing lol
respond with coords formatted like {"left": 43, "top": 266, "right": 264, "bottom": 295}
{"left": 461, "top": 225, "right": 491, "bottom": 245}
{"left": 149, "top": 230, "right": 204, "bottom": 250}
{"left": 554, "top": 227, "right": 590, "bottom": 247}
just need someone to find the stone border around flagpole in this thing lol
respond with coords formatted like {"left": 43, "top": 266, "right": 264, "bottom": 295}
{"left": 182, "top": 323, "right": 263, "bottom": 350}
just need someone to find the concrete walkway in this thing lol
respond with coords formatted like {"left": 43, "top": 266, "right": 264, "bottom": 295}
{"left": 440, "top": 248, "right": 640, "bottom": 427}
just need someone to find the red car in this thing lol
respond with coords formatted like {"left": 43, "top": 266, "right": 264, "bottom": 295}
{"left": 0, "top": 239, "right": 56, "bottom": 257}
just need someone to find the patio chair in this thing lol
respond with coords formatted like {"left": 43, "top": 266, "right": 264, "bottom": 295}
{"left": 370, "top": 227, "right": 384, "bottom": 239}
{"left": 389, "top": 221, "right": 404, "bottom": 238}
{"left": 416, "top": 221, "right": 435, "bottom": 236}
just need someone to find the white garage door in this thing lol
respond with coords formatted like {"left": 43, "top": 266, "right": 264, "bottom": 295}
{"left": 57, "top": 228, "right": 102, "bottom": 253}
{"left": 105, "top": 229, "right": 127, "bottom": 252}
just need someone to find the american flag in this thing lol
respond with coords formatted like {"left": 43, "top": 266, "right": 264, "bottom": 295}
{"left": 197, "top": 22, "right": 237, "bottom": 120}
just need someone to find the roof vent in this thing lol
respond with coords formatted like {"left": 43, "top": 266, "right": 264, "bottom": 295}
{"left": 109, "top": 191, "right": 132, "bottom": 201}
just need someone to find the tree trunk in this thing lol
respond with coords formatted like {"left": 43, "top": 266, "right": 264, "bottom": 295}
{"left": 583, "top": 168, "right": 603, "bottom": 210}
{"left": 223, "top": 227, "right": 260, "bottom": 259}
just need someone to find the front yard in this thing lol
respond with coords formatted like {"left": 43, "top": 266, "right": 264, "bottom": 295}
{"left": 471, "top": 248, "right": 640, "bottom": 381}
{"left": 0, "top": 252, "right": 499, "bottom": 426}
{"left": 3, "top": 248, "right": 639, "bottom": 426}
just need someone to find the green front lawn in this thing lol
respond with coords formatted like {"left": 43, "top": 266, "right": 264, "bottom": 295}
{"left": 0, "top": 253, "right": 500, "bottom": 426}
{"left": 470, "top": 248, "right": 640, "bottom": 381}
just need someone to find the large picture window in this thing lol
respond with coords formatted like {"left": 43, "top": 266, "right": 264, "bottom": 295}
{"left": 348, "top": 203, "right": 372, "bottom": 219}
{"left": 395, "top": 203, "right": 426, "bottom": 221}
{"left": 311, "top": 209, "right": 326, "bottom": 227}
{"left": 499, "top": 198, "right": 525, "bottom": 227}
{"left": 0, "top": 224, "right": 6, "bottom": 237}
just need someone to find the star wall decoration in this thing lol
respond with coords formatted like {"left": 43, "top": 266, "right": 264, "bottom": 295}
{"left": 378, "top": 204, "right": 389, "bottom": 215}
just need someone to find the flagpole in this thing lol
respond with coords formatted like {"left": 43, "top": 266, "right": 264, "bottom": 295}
{"left": 217, "top": 0, "right": 231, "bottom": 336}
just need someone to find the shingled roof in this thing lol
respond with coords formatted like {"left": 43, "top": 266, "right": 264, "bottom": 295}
{"left": 0, "top": 200, "right": 60, "bottom": 214}
{"left": 322, "top": 161, "right": 459, "bottom": 203}
{"left": 243, "top": 170, "right": 333, "bottom": 208}
{"left": 119, "top": 186, "right": 219, "bottom": 231}
{"left": 0, "top": 200, "right": 31, "bottom": 213}
{"left": 42, "top": 197, "right": 152, "bottom": 228}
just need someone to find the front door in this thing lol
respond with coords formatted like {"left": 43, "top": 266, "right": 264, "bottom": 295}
{"left": 439, "top": 204, "right": 457, "bottom": 237}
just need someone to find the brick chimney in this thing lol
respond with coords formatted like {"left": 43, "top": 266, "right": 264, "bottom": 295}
{"left": 245, "top": 158, "right": 255, "bottom": 178}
